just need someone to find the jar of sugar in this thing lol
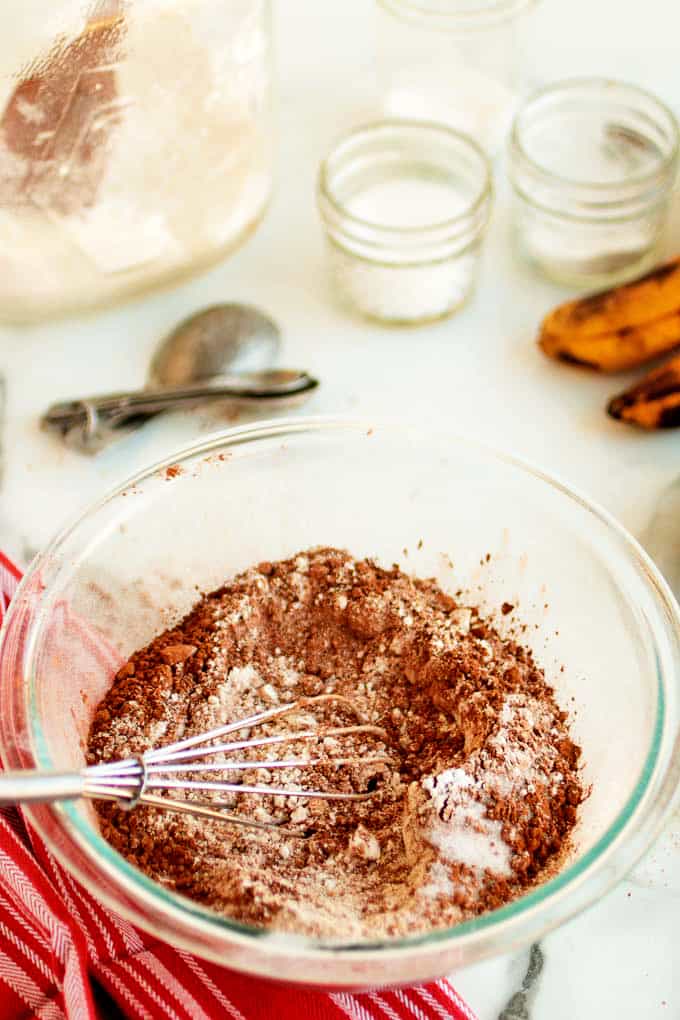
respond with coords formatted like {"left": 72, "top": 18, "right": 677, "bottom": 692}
{"left": 317, "top": 120, "right": 493, "bottom": 325}
{"left": 375, "top": 0, "right": 537, "bottom": 155}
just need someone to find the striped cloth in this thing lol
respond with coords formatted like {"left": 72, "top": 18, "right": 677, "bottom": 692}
{"left": 0, "top": 550, "right": 476, "bottom": 1020}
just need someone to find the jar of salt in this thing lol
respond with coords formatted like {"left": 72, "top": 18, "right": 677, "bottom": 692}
{"left": 317, "top": 120, "right": 493, "bottom": 324}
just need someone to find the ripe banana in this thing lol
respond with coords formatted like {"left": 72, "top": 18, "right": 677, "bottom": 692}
{"left": 540, "top": 308, "right": 680, "bottom": 372}
{"left": 539, "top": 257, "right": 680, "bottom": 372}
{"left": 607, "top": 352, "right": 680, "bottom": 428}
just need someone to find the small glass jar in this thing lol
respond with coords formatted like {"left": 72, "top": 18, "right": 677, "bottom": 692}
{"left": 508, "top": 78, "right": 680, "bottom": 287}
{"left": 317, "top": 120, "right": 493, "bottom": 325}
{"left": 375, "top": 0, "right": 537, "bottom": 154}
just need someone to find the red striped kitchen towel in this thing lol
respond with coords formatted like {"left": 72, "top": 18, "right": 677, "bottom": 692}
{"left": 0, "top": 550, "right": 476, "bottom": 1020}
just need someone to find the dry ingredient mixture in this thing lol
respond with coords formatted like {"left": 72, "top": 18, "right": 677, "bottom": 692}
{"left": 88, "top": 547, "right": 583, "bottom": 939}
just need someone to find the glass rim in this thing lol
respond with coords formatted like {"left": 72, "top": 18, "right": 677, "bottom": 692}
{"left": 317, "top": 119, "right": 493, "bottom": 240}
{"left": 377, "top": 0, "right": 537, "bottom": 28}
{"left": 509, "top": 177, "right": 673, "bottom": 223}
{"left": 6, "top": 416, "right": 680, "bottom": 967}
{"left": 509, "top": 76, "right": 680, "bottom": 196}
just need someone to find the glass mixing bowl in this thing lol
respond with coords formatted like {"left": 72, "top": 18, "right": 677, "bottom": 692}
{"left": 1, "top": 418, "right": 680, "bottom": 987}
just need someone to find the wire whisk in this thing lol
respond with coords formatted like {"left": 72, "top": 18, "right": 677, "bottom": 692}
{"left": 0, "top": 695, "right": 392, "bottom": 836}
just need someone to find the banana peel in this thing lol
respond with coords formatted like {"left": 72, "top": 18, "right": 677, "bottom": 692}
{"left": 546, "top": 256, "right": 680, "bottom": 338}
{"left": 537, "top": 256, "right": 680, "bottom": 426}
{"left": 540, "top": 307, "right": 680, "bottom": 372}
{"left": 608, "top": 352, "right": 680, "bottom": 429}
{"left": 539, "top": 257, "right": 680, "bottom": 373}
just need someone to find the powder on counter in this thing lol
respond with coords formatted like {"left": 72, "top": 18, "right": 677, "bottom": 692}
{"left": 88, "top": 547, "right": 583, "bottom": 939}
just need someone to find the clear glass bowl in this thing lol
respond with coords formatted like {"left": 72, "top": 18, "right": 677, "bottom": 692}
{"left": 1, "top": 418, "right": 680, "bottom": 987}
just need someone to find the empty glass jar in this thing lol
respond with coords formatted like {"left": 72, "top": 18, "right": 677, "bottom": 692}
{"left": 375, "top": 0, "right": 537, "bottom": 154}
{"left": 0, "top": 0, "right": 273, "bottom": 322}
{"left": 508, "top": 78, "right": 680, "bottom": 286}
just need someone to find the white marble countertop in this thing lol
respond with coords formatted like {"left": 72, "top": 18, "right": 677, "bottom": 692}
{"left": 1, "top": 1, "right": 680, "bottom": 1016}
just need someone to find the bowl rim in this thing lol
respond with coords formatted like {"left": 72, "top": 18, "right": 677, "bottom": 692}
{"left": 3, "top": 416, "right": 680, "bottom": 973}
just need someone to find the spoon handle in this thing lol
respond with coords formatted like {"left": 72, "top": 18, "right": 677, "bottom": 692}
{"left": 42, "top": 370, "right": 319, "bottom": 451}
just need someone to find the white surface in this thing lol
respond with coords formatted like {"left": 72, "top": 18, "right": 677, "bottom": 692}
{"left": 1, "top": 1, "right": 680, "bottom": 1016}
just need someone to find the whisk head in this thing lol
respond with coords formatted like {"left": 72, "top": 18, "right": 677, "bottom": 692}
{"left": 84, "top": 695, "right": 393, "bottom": 835}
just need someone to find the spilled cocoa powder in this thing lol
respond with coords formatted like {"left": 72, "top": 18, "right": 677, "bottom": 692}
{"left": 88, "top": 547, "right": 583, "bottom": 939}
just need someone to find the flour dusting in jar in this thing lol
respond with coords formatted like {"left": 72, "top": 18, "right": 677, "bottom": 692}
{"left": 0, "top": 0, "right": 272, "bottom": 320}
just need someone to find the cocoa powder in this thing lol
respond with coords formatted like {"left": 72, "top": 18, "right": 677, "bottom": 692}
{"left": 88, "top": 547, "right": 583, "bottom": 939}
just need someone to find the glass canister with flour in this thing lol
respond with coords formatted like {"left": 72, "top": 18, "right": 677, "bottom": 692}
{"left": 0, "top": 0, "right": 273, "bottom": 322}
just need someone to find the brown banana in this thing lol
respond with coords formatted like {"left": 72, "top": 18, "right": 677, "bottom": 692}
{"left": 539, "top": 307, "right": 680, "bottom": 372}
{"left": 540, "top": 257, "right": 680, "bottom": 344}
{"left": 607, "top": 351, "right": 680, "bottom": 428}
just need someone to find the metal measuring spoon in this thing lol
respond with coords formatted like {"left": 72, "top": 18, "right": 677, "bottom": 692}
{"left": 149, "top": 304, "right": 282, "bottom": 383}
{"left": 42, "top": 305, "right": 318, "bottom": 453}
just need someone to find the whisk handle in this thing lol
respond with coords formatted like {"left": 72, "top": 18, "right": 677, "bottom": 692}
{"left": 0, "top": 770, "right": 84, "bottom": 805}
